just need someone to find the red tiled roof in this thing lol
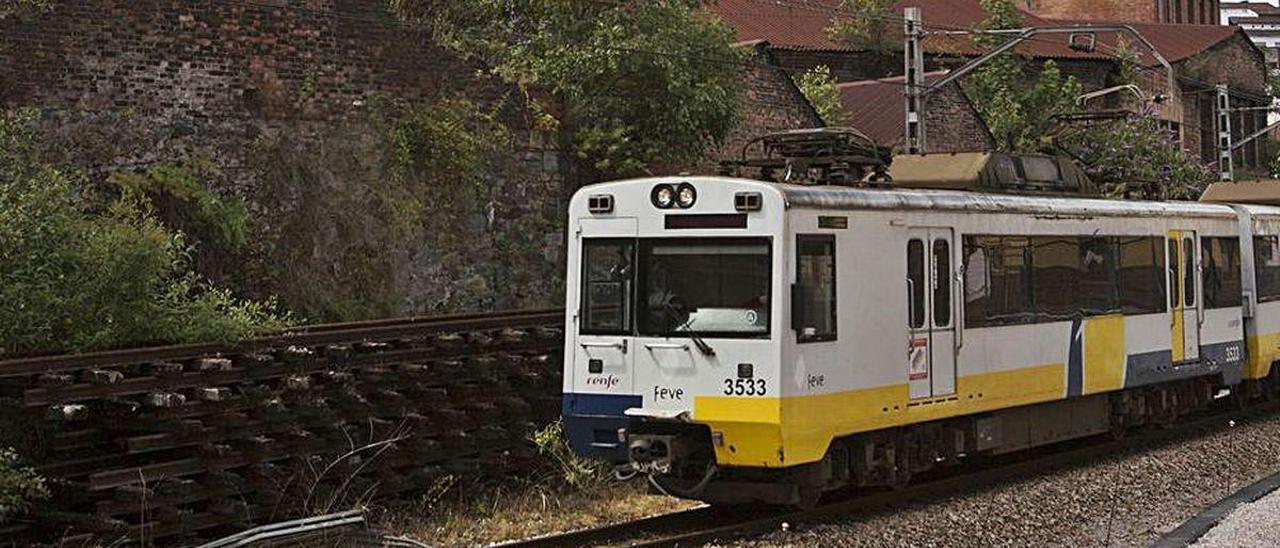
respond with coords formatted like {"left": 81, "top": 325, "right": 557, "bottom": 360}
{"left": 708, "top": 0, "right": 1248, "bottom": 64}
{"left": 836, "top": 71, "right": 947, "bottom": 147}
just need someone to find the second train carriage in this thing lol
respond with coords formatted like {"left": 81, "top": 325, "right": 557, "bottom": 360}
{"left": 562, "top": 172, "right": 1280, "bottom": 506}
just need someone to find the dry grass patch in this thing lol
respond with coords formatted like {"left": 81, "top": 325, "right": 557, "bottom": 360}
{"left": 381, "top": 478, "right": 698, "bottom": 547}
{"left": 377, "top": 421, "right": 698, "bottom": 546}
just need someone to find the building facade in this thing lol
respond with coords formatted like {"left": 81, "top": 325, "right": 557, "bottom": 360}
{"left": 710, "top": 0, "right": 1269, "bottom": 174}
{"left": 1025, "top": 0, "right": 1221, "bottom": 25}
{"left": 1221, "top": 0, "right": 1280, "bottom": 67}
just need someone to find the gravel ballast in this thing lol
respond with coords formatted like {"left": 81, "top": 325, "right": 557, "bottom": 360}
{"left": 727, "top": 411, "right": 1280, "bottom": 547}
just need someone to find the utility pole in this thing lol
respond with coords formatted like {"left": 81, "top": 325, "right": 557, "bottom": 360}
{"left": 1217, "top": 84, "right": 1235, "bottom": 181}
{"left": 901, "top": 8, "right": 1176, "bottom": 156}
{"left": 903, "top": 7, "right": 926, "bottom": 154}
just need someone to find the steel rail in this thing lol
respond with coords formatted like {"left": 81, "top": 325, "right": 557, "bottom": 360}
{"left": 491, "top": 506, "right": 723, "bottom": 548}
{"left": 503, "top": 399, "right": 1279, "bottom": 548}
{"left": 0, "top": 308, "right": 562, "bottom": 378}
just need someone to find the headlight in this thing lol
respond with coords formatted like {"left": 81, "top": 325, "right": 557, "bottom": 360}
{"left": 676, "top": 183, "right": 697, "bottom": 208}
{"left": 651, "top": 184, "right": 676, "bottom": 209}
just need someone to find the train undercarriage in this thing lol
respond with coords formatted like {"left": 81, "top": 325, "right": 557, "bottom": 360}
{"left": 627, "top": 368, "right": 1280, "bottom": 508}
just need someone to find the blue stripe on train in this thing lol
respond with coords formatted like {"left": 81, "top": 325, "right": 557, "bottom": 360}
{"left": 562, "top": 393, "right": 642, "bottom": 463}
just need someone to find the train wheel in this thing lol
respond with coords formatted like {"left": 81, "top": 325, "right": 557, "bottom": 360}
{"left": 1233, "top": 385, "right": 1252, "bottom": 412}
{"left": 1109, "top": 418, "right": 1127, "bottom": 441}
{"left": 796, "top": 486, "right": 822, "bottom": 509}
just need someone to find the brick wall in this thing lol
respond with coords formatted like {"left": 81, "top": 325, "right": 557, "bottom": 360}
{"left": 1025, "top": 0, "right": 1157, "bottom": 22}
{"left": 927, "top": 83, "right": 996, "bottom": 153}
{"left": 1176, "top": 34, "right": 1269, "bottom": 169}
{"left": 767, "top": 48, "right": 900, "bottom": 83}
{"left": 701, "top": 44, "right": 824, "bottom": 168}
{"left": 1023, "top": 0, "right": 1220, "bottom": 24}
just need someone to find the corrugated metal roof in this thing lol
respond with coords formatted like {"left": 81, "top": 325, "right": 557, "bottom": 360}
{"left": 837, "top": 75, "right": 913, "bottom": 147}
{"left": 835, "top": 72, "right": 949, "bottom": 148}
{"left": 708, "top": 0, "right": 1246, "bottom": 64}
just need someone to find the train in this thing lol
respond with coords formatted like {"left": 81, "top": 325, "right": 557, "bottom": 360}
{"left": 560, "top": 135, "right": 1280, "bottom": 507}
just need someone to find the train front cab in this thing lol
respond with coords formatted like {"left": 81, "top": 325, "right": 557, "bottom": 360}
{"left": 562, "top": 178, "right": 787, "bottom": 467}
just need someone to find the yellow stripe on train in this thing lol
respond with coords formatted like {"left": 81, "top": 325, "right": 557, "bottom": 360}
{"left": 1246, "top": 331, "right": 1280, "bottom": 380}
{"left": 694, "top": 363, "right": 1066, "bottom": 468}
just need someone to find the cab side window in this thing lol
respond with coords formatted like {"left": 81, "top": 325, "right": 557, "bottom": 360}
{"left": 795, "top": 235, "right": 837, "bottom": 342}
{"left": 581, "top": 239, "right": 633, "bottom": 334}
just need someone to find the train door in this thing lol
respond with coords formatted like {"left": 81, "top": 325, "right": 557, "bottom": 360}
{"left": 574, "top": 219, "right": 637, "bottom": 396}
{"left": 907, "top": 228, "right": 957, "bottom": 399}
{"left": 1168, "top": 230, "right": 1201, "bottom": 363}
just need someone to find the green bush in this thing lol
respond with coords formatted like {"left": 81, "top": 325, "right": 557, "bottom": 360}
{"left": 529, "top": 420, "right": 608, "bottom": 491}
{"left": 0, "top": 447, "right": 46, "bottom": 522}
{"left": 0, "top": 110, "right": 291, "bottom": 356}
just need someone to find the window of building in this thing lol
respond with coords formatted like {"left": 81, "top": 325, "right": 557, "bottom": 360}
{"left": 796, "top": 235, "right": 837, "bottom": 342}
{"left": 1202, "top": 237, "right": 1242, "bottom": 308}
{"left": 1255, "top": 236, "right": 1280, "bottom": 302}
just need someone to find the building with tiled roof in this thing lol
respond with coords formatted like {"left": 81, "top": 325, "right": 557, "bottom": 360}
{"left": 1221, "top": 0, "right": 1280, "bottom": 67}
{"left": 708, "top": 0, "right": 1270, "bottom": 171}
{"left": 837, "top": 72, "right": 994, "bottom": 153}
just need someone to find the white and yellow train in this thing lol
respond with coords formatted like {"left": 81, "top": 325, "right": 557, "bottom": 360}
{"left": 561, "top": 157, "right": 1280, "bottom": 506}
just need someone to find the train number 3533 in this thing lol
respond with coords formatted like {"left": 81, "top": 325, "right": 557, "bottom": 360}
{"left": 723, "top": 378, "right": 767, "bottom": 396}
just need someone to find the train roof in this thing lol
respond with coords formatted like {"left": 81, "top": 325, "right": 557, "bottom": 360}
{"left": 585, "top": 176, "right": 1280, "bottom": 219}
{"left": 775, "top": 183, "right": 1236, "bottom": 218}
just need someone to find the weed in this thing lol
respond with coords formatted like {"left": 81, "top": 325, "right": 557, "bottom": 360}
{"left": 530, "top": 420, "right": 609, "bottom": 491}
{"left": 0, "top": 447, "right": 48, "bottom": 522}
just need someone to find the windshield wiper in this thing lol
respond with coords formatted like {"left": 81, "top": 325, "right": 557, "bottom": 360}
{"left": 664, "top": 303, "right": 715, "bottom": 356}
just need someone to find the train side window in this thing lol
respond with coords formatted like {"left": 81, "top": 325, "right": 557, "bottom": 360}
{"left": 908, "top": 239, "right": 925, "bottom": 329}
{"left": 1202, "top": 237, "right": 1242, "bottom": 308}
{"left": 1167, "top": 238, "right": 1180, "bottom": 310}
{"left": 1183, "top": 237, "right": 1196, "bottom": 307}
{"left": 1255, "top": 236, "right": 1280, "bottom": 302}
{"left": 581, "top": 239, "right": 634, "bottom": 335}
{"left": 1118, "top": 237, "right": 1165, "bottom": 314}
{"left": 1030, "top": 236, "right": 1081, "bottom": 319}
{"left": 963, "top": 236, "right": 1032, "bottom": 328}
{"left": 796, "top": 235, "right": 837, "bottom": 342}
{"left": 933, "top": 239, "right": 951, "bottom": 328}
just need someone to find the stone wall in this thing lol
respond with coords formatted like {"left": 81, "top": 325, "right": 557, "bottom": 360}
{"left": 0, "top": 0, "right": 566, "bottom": 320}
{"left": 1, "top": 1, "right": 824, "bottom": 322}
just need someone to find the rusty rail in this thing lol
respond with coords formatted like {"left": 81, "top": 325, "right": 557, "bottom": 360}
{"left": 1, "top": 309, "right": 565, "bottom": 546}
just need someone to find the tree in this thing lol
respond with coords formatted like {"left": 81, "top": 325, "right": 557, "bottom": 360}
{"left": 1055, "top": 113, "right": 1211, "bottom": 200}
{"left": 962, "top": 0, "right": 1082, "bottom": 153}
{"left": 388, "top": 0, "right": 745, "bottom": 178}
{"left": 827, "top": 0, "right": 897, "bottom": 53}
{"left": 795, "top": 66, "right": 847, "bottom": 126}
{"left": 0, "top": 110, "right": 291, "bottom": 356}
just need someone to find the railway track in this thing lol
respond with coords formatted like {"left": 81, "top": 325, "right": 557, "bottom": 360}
{"left": 0, "top": 308, "right": 566, "bottom": 546}
{"left": 502, "top": 397, "right": 1278, "bottom": 548}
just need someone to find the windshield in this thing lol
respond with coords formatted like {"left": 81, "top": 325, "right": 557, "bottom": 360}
{"left": 638, "top": 238, "right": 771, "bottom": 337}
